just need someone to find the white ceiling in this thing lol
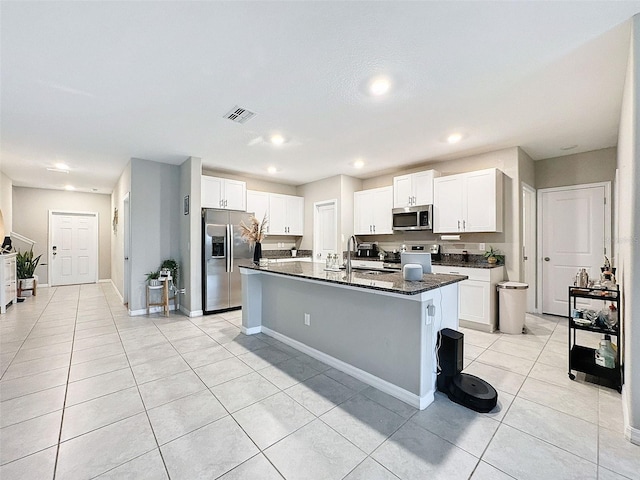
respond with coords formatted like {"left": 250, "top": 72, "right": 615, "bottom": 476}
{"left": 2, "top": 1, "right": 640, "bottom": 194}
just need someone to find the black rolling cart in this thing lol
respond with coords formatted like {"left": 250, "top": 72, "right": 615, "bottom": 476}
{"left": 568, "top": 286, "right": 622, "bottom": 392}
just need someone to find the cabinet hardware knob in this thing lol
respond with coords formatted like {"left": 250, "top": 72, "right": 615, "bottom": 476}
{"left": 544, "top": 257, "right": 550, "bottom": 261}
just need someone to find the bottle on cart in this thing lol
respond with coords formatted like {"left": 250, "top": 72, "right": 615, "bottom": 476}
{"left": 595, "top": 335, "right": 616, "bottom": 369}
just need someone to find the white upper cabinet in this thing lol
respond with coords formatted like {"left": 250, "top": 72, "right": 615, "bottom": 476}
{"left": 246, "top": 190, "right": 304, "bottom": 236}
{"left": 246, "top": 190, "right": 269, "bottom": 222}
{"left": 433, "top": 168, "right": 503, "bottom": 233}
{"left": 354, "top": 186, "right": 393, "bottom": 235}
{"left": 202, "top": 176, "right": 247, "bottom": 211}
{"left": 393, "top": 169, "right": 440, "bottom": 208}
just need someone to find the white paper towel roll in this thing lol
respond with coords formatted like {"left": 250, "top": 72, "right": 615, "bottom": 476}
{"left": 403, "top": 263, "right": 423, "bottom": 281}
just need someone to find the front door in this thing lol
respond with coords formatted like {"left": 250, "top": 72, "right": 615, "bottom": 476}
{"left": 539, "top": 184, "right": 609, "bottom": 315}
{"left": 313, "top": 200, "right": 337, "bottom": 263}
{"left": 49, "top": 211, "right": 99, "bottom": 286}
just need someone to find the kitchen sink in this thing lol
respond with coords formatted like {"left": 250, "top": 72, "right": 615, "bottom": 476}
{"left": 360, "top": 269, "right": 396, "bottom": 275}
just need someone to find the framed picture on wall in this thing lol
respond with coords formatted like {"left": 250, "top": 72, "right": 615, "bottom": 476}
{"left": 184, "top": 195, "right": 190, "bottom": 215}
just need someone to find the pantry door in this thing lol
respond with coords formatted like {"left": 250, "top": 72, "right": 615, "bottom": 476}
{"left": 313, "top": 199, "right": 337, "bottom": 263}
{"left": 49, "top": 211, "right": 99, "bottom": 286}
{"left": 538, "top": 183, "right": 610, "bottom": 316}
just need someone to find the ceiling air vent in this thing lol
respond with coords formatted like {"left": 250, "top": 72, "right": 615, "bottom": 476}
{"left": 223, "top": 105, "right": 257, "bottom": 124}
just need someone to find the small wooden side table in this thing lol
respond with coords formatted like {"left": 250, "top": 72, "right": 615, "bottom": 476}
{"left": 146, "top": 279, "right": 169, "bottom": 316}
{"left": 18, "top": 278, "right": 37, "bottom": 297}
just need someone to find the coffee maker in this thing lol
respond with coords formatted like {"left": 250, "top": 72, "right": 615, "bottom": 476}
{"left": 429, "top": 244, "right": 442, "bottom": 262}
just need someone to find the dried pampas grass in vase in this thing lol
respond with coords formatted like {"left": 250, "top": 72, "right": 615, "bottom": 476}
{"left": 240, "top": 214, "right": 268, "bottom": 264}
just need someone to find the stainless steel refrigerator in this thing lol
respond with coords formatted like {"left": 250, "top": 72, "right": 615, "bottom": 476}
{"left": 202, "top": 209, "right": 253, "bottom": 314}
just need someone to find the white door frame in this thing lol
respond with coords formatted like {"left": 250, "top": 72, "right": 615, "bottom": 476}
{"left": 522, "top": 183, "right": 537, "bottom": 312}
{"left": 536, "top": 182, "right": 611, "bottom": 315}
{"left": 313, "top": 199, "right": 338, "bottom": 262}
{"left": 123, "top": 193, "right": 130, "bottom": 306}
{"left": 48, "top": 210, "right": 99, "bottom": 286}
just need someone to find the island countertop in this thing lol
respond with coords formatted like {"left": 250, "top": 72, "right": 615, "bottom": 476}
{"left": 239, "top": 261, "right": 467, "bottom": 295}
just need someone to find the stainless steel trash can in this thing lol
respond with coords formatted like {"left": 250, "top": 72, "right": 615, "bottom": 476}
{"left": 497, "top": 281, "right": 529, "bottom": 334}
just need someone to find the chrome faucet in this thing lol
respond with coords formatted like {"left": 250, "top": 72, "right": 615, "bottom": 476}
{"left": 346, "top": 235, "right": 357, "bottom": 275}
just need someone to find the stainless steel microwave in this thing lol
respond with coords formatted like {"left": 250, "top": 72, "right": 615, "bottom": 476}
{"left": 392, "top": 205, "right": 433, "bottom": 231}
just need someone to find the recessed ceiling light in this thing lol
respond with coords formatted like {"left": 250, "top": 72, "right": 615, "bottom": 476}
{"left": 369, "top": 77, "right": 391, "bottom": 96}
{"left": 447, "top": 133, "right": 463, "bottom": 144}
{"left": 353, "top": 159, "right": 365, "bottom": 169}
{"left": 267, "top": 166, "right": 278, "bottom": 174}
{"left": 64, "top": 185, "right": 75, "bottom": 191}
{"left": 270, "top": 134, "right": 285, "bottom": 146}
{"left": 55, "top": 162, "right": 69, "bottom": 170}
{"left": 560, "top": 144, "right": 578, "bottom": 151}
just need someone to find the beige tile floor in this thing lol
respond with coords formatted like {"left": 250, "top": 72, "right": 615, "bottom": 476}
{"left": 0, "top": 283, "right": 638, "bottom": 479}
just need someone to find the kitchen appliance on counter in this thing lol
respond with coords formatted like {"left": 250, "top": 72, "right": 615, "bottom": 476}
{"left": 429, "top": 244, "right": 442, "bottom": 261}
{"left": 356, "top": 242, "right": 379, "bottom": 258}
{"left": 202, "top": 208, "right": 253, "bottom": 314}
{"left": 392, "top": 205, "right": 433, "bottom": 231}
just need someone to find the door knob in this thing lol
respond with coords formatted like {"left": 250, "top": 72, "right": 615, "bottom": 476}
{"left": 544, "top": 257, "right": 550, "bottom": 261}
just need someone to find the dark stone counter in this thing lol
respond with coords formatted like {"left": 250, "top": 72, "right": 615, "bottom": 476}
{"left": 239, "top": 261, "right": 467, "bottom": 296}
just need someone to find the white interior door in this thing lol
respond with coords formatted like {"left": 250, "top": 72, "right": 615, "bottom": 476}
{"left": 49, "top": 211, "right": 98, "bottom": 286}
{"left": 539, "top": 184, "right": 609, "bottom": 316}
{"left": 522, "top": 183, "right": 536, "bottom": 312}
{"left": 313, "top": 200, "right": 337, "bottom": 263}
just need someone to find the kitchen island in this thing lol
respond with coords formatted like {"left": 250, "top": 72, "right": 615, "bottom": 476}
{"left": 239, "top": 261, "right": 467, "bottom": 409}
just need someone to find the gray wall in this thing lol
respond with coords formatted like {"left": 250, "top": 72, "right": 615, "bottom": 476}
{"left": 180, "top": 156, "right": 202, "bottom": 314}
{"left": 617, "top": 15, "right": 640, "bottom": 441}
{"left": 535, "top": 147, "right": 617, "bottom": 189}
{"left": 296, "top": 175, "right": 363, "bottom": 252}
{"left": 1, "top": 172, "right": 13, "bottom": 234}
{"left": 12, "top": 187, "right": 112, "bottom": 284}
{"left": 128, "top": 158, "right": 181, "bottom": 313}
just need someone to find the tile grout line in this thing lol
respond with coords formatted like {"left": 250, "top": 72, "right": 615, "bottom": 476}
{"left": 51, "top": 285, "right": 81, "bottom": 480}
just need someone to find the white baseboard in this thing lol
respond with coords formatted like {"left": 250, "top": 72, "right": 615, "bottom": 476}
{"left": 98, "top": 279, "right": 111, "bottom": 283}
{"left": 109, "top": 279, "right": 124, "bottom": 303}
{"left": 261, "top": 327, "right": 433, "bottom": 410}
{"left": 182, "top": 307, "right": 203, "bottom": 317}
{"left": 621, "top": 388, "right": 640, "bottom": 445}
{"left": 242, "top": 326, "right": 262, "bottom": 335}
{"left": 129, "top": 305, "right": 178, "bottom": 316}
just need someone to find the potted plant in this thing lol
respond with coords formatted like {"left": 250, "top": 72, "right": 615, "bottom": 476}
{"left": 16, "top": 248, "right": 42, "bottom": 293}
{"left": 160, "top": 259, "right": 179, "bottom": 286}
{"left": 146, "top": 270, "right": 161, "bottom": 286}
{"left": 484, "top": 246, "right": 505, "bottom": 265}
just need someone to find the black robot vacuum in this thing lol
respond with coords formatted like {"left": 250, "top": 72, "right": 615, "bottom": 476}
{"left": 437, "top": 328, "right": 498, "bottom": 413}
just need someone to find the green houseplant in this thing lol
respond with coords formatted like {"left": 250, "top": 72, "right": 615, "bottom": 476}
{"left": 16, "top": 248, "right": 41, "bottom": 279}
{"left": 146, "top": 270, "right": 161, "bottom": 286}
{"left": 484, "top": 246, "right": 505, "bottom": 265}
{"left": 160, "top": 259, "right": 179, "bottom": 286}
{"left": 16, "top": 248, "right": 42, "bottom": 294}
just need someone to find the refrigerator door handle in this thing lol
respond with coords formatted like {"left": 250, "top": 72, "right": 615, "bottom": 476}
{"left": 228, "top": 224, "right": 234, "bottom": 272}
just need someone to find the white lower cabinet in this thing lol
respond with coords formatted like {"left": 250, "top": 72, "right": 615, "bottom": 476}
{"left": 1, "top": 253, "right": 17, "bottom": 314}
{"left": 432, "top": 265, "right": 504, "bottom": 332}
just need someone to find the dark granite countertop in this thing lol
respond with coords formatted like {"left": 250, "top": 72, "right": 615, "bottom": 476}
{"left": 239, "top": 261, "right": 467, "bottom": 296}
{"left": 349, "top": 256, "right": 503, "bottom": 269}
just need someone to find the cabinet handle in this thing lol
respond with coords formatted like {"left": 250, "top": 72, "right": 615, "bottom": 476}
{"left": 457, "top": 220, "right": 460, "bottom": 230}
{"left": 373, "top": 225, "right": 376, "bottom": 233}
{"left": 463, "top": 220, "right": 466, "bottom": 230}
